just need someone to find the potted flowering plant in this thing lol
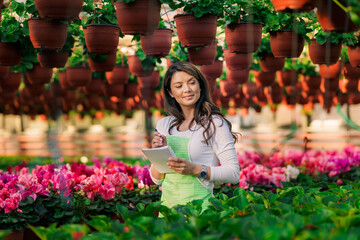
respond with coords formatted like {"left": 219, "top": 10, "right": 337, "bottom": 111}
{"left": 253, "top": 35, "right": 285, "bottom": 72}
{"left": 343, "top": 32, "right": 360, "bottom": 68}
{"left": 199, "top": 43, "right": 224, "bottom": 81}
{"left": 105, "top": 51, "right": 129, "bottom": 85}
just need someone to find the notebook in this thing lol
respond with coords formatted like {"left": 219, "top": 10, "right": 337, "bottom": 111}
{"left": 141, "top": 145, "right": 176, "bottom": 173}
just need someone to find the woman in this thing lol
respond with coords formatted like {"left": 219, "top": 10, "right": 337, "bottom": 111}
{"left": 150, "top": 62, "right": 240, "bottom": 211}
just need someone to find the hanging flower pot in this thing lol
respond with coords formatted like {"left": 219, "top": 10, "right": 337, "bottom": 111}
{"left": 26, "top": 63, "right": 53, "bottom": 85}
{"left": 254, "top": 71, "right": 276, "bottom": 86}
{"left": 199, "top": 60, "right": 223, "bottom": 80}
{"left": 28, "top": 19, "right": 68, "bottom": 50}
{"left": 127, "top": 55, "right": 154, "bottom": 77}
{"left": 347, "top": 45, "right": 360, "bottom": 68}
{"left": 225, "top": 22, "right": 263, "bottom": 53}
{"left": 300, "top": 75, "right": 321, "bottom": 91}
{"left": 320, "top": 78, "right": 339, "bottom": 92}
{"left": 1, "top": 72, "right": 21, "bottom": 92}
{"left": 34, "top": 0, "right": 84, "bottom": 20}
{"left": 105, "top": 65, "right": 129, "bottom": 85}
{"left": 0, "top": 65, "right": 9, "bottom": 80}
{"left": 24, "top": 75, "right": 46, "bottom": 96}
{"left": 270, "top": 0, "right": 315, "bottom": 13}
{"left": 277, "top": 70, "right": 298, "bottom": 87}
{"left": 174, "top": 13, "right": 217, "bottom": 48}
{"left": 138, "top": 86, "right": 155, "bottom": 100}
{"left": 140, "top": 28, "right": 172, "bottom": 58}
{"left": 264, "top": 82, "right": 283, "bottom": 104}
{"left": 339, "top": 78, "right": 359, "bottom": 93}
{"left": 242, "top": 82, "right": 258, "bottom": 100}
{"left": 317, "top": 0, "right": 358, "bottom": 32}
{"left": 37, "top": 50, "right": 69, "bottom": 68}
{"left": 84, "top": 24, "right": 120, "bottom": 55}
{"left": 0, "top": 42, "right": 22, "bottom": 66}
{"left": 59, "top": 71, "right": 73, "bottom": 90}
{"left": 343, "top": 63, "right": 360, "bottom": 79}
{"left": 270, "top": 31, "right": 304, "bottom": 58}
{"left": 224, "top": 49, "right": 252, "bottom": 70}
{"left": 106, "top": 83, "right": 125, "bottom": 98}
{"left": 308, "top": 39, "right": 342, "bottom": 65}
{"left": 66, "top": 66, "right": 92, "bottom": 87}
{"left": 227, "top": 68, "right": 249, "bottom": 84}
{"left": 88, "top": 52, "right": 117, "bottom": 72}
{"left": 188, "top": 41, "right": 217, "bottom": 65}
{"left": 319, "top": 61, "right": 343, "bottom": 79}
{"left": 138, "top": 70, "right": 160, "bottom": 88}
{"left": 124, "top": 82, "right": 138, "bottom": 98}
{"left": 85, "top": 78, "right": 106, "bottom": 95}
{"left": 219, "top": 80, "right": 239, "bottom": 97}
{"left": 259, "top": 53, "right": 285, "bottom": 72}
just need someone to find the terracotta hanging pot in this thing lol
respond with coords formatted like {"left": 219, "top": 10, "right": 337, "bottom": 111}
{"left": 106, "top": 83, "right": 125, "bottom": 98}
{"left": 124, "top": 82, "right": 138, "bottom": 98}
{"left": 317, "top": 0, "right": 358, "bottom": 32}
{"left": 339, "top": 78, "right": 359, "bottom": 93}
{"left": 138, "top": 86, "right": 156, "bottom": 100}
{"left": 225, "top": 22, "right": 263, "bottom": 53}
{"left": 0, "top": 42, "right": 22, "bottom": 66}
{"left": 127, "top": 55, "right": 154, "bottom": 77}
{"left": 226, "top": 68, "right": 249, "bottom": 84}
{"left": 88, "top": 52, "right": 117, "bottom": 72}
{"left": 34, "top": 0, "right": 84, "bottom": 20}
{"left": 26, "top": 63, "right": 53, "bottom": 85}
{"left": 320, "top": 77, "right": 339, "bottom": 92}
{"left": 219, "top": 80, "right": 239, "bottom": 97}
{"left": 254, "top": 71, "right": 276, "bottom": 86}
{"left": 174, "top": 13, "right": 217, "bottom": 48}
{"left": 347, "top": 45, "right": 360, "bottom": 68}
{"left": 37, "top": 50, "right": 69, "bottom": 68}
{"left": 85, "top": 78, "right": 106, "bottom": 95}
{"left": 50, "top": 82, "right": 66, "bottom": 97}
{"left": 138, "top": 70, "right": 160, "bottom": 88}
{"left": 105, "top": 65, "right": 129, "bottom": 85}
{"left": 66, "top": 66, "right": 92, "bottom": 87}
{"left": 308, "top": 39, "right": 342, "bottom": 65}
{"left": 1, "top": 72, "right": 21, "bottom": 92}
{"left": 319, "top": 61, "right": 343, "bottom": 79}
{"left": 199, "top": 60, "right": 223, "bottom": 80}
{"left": 259, "top": 53, "right": 285, "bottom": 72}
{"left": 343, "top": 63, "right": 360, "bottom": 79}
{"left": 28, "top": 19, "right": 68, "bottom": 50}
{"left": 270, "top": 0, "right": 315, "bottom": 13}
{"left": 0, "top": 65, "right": 9, "bottom": 80}
{"left": 116, "top": 0, "right": 161, "bottom": 35}
{"left": 188, "top": 41, "right": 217, "bottom": 65}
{"left": 84, "top": 24, "right": 120, "bottom": 55}
{"left": 300, "top": 75, "right": 321, "bottom": 91}
{"left": 242, "top": 82, "right": 258, "bottom": 100}
{"left": 277, "top": 70, "right": 298, "bottom": 87}
{"left": 25, "top": 84, "right": 46, "bottom": 96}
{"left": 270, "top": 31, "right": 304, "bottom": 58}
{"left": 59, "top": 71, "right": 73, "bottom": 89}
{"left": 264, "top": 82, "right": 283, "bottom": 104}
{"left": 140, "top": 28, "right": 172, "bottom": 58}
{"left": 224, "top": 49, "right": 252, "bottom": 70}
{"left": 349, "top": 92, "right": 360, "bottom": 104}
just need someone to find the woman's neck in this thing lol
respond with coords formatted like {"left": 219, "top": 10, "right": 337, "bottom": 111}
{"left": 181, "top": 107, "right": 195, "bottom": 121}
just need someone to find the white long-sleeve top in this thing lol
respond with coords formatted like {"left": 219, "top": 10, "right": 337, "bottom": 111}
{"left": 150, "top": 115, "right": 240, "bottom": 191}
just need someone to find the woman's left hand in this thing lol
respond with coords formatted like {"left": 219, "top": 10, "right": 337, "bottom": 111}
{"left": 167, "top": 157, "right": 200, "bottom": 176}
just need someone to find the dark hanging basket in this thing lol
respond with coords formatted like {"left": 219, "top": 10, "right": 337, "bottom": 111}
{"left": 26, "top": 63, "right": 53, "bottom": 85}
{"left": 34, "top": 0, "right": 84, "bottom": 20}
{"left": 264, "top": 82, "right": 283, "bottom": 104}
{"left": 226, "top": 68, "right": 249, "bottom": 84}
{"left": 0, "top": 65, "right": 9, "bottom": 80}
{"left": 242, "top": 82, "right": 259, "bottom": 100}
{"left": 84, "top": 24, "right": 120, "bottom": 55}
{"left": 347, "top": 45, "right": 360, "bottom": 68}
{"left": 317, "top": 0, "right": 358, "bottom": 32}
{"left": 188, "top": 41, "right": 217, "bottom": 65}
{"left": 0, "top": 42, "right": 22, "bottom": 66}
{"left": 319, "top": 61, "right": 343, "bottom": 79}
{"left": 25, "top": 84, "right": 46, "bottom": 96}
{"left": 300, "top": 75, "right": 321, "bottom": 91}
{"left": 66, "top": 66, "right": 92, "bottom": 87}
{"left": 59, "top": 71, "right": 74, "bottom": 90}
{"left": 124, "top": 82, "right": 138, "bottom": 98}
{"left": 270, "top": 0, "right": 315, "bottom": 13}
{"left": 277, "top": 70, "right": 299, "bottom": 87}
{"left": 339, "top": 78, "right": 359, "bottom": 93}
{"left": 199, "top": 60, "right": 223, "bottom": 80}
{"left": 270, "top": 31, "right": 304, "bottom": 58}
{"left": 86, "top": 78, "right": 106, "bottom": 95}
{"left": 105, "top": 65, "right": 129, "bottom": 85}
{"left": 88, "top": 52, "right": 117, "bottom": 72}
{"left": 219, "top": 80, "right": 239, "bottom": 97}
{"left": 320, "top": 77, "right": 339, "bottom": 92}
{"left": 254, "top": 71, "right": 276, "bottom": 86}
{"left": 115, "top": 0, "right": 161, "bottom": 35}
{"left": 140, "top": 28, "right": 172, "bottom": 58}
{"left": 308, "top": 39, "right": 342, "bottom": 65}
{"left": 138, "top": 70, "right": 160, "bottom": 88}
{"left": 1, "top": 72, "right": 21, "bottom": 92}
{"left": 259, "top": 53, "right": 285, "bottom": 72}
{"left": 225, "top": 22, "right": 263, "bottom": 53}
{"left": 28, "top": 19, "right": 68, "bottom": 50}
{"left": 224, "top": 49, "right": 252, "bottom": 70}
{"left": 37, "top": 50, "right": 69, "bottom": 68}
{"left": 127, "top": 55, "right": 154, "bottom": 77}
{"left": 343, "top": 63, "right": 360, "bottom": 79}
{"left": 174, "top": 13, "right": 217, "bottom": 48}
{"left": 106, "top": 83, "right": 125, "bottom": 98}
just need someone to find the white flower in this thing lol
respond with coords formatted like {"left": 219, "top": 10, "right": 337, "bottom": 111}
{"left": 80, "top": 156, "right": 89, "bottom": 164}
{"left": 285, "top": 165, "right": 300, "bottom": 182}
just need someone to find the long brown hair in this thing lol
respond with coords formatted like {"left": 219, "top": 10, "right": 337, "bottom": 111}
{"left": 162, "top": 62, "right": 238, "bottom": 144}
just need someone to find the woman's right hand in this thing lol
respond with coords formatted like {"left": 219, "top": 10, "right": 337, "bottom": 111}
{"left": 152, "top": 132, "right": 167, "bottom": 148}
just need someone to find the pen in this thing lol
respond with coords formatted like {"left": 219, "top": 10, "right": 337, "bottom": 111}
{"left": 155, "top": 129, "right": 163, "bottom": 139}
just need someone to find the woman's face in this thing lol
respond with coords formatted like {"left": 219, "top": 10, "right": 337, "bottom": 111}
{"left": 169, "top": 71, "right": 201, "bottom": 109}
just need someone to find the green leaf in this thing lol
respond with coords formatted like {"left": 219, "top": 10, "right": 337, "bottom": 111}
{"left": 235, "top": 196, "right": 249, "bottom": 211}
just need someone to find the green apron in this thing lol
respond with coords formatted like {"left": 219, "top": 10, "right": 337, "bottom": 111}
{"left": 161, "top": 136, "right": 212, "bottom": 211}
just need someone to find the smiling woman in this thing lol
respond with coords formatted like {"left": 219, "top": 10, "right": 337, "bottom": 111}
{"left": 149, "top": 62, "right": 240, "bottom": 212}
